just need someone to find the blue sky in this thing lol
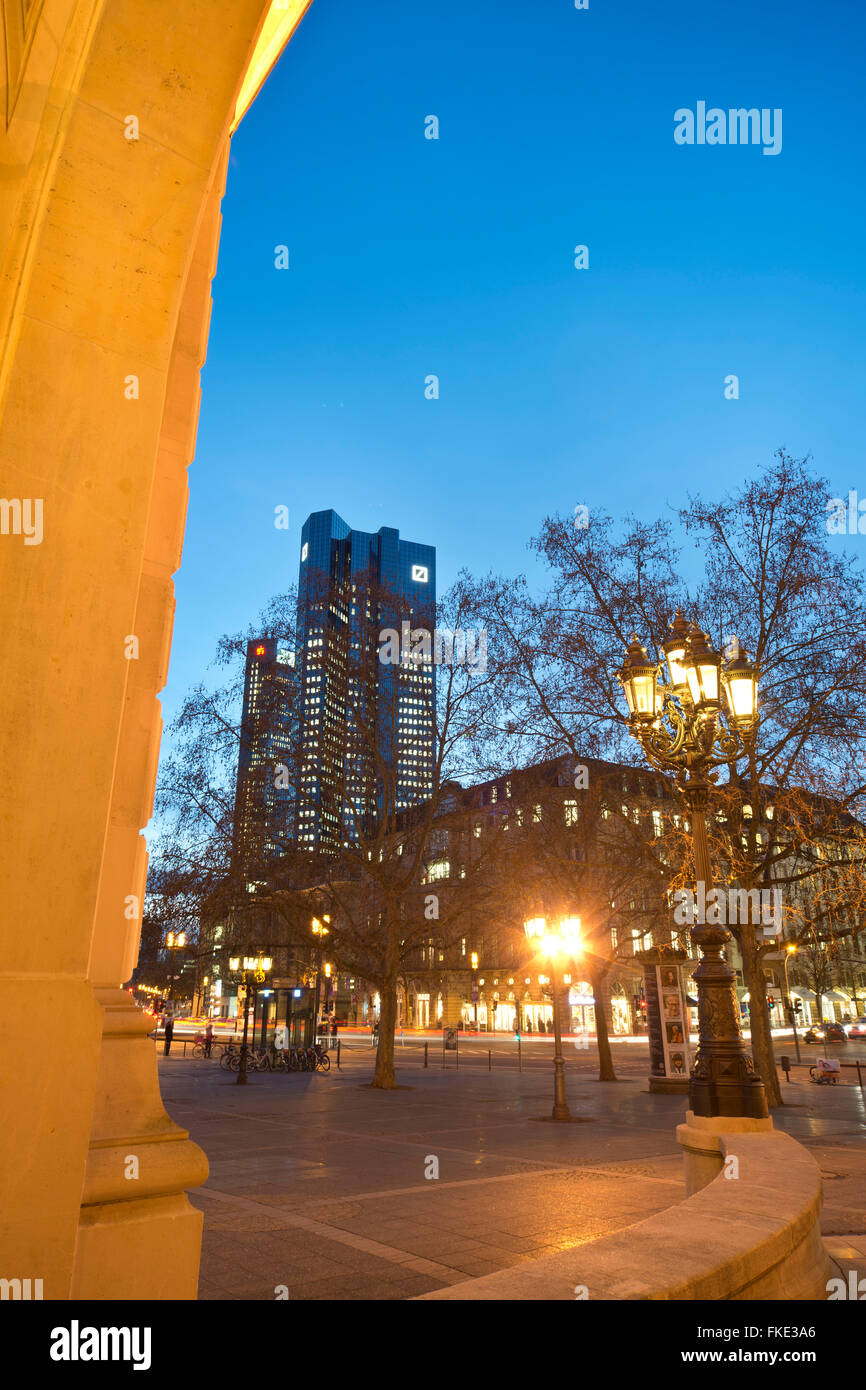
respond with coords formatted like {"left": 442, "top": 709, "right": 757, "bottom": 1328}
{"left": 165, "top": 0, "right": 866, "bottom": 727}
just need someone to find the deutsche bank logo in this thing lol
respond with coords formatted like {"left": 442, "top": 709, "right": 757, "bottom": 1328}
{"left": 412, "top": 565, "right": 429, "bottom": 583}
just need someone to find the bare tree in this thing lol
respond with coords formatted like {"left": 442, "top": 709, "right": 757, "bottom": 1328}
{"left": 490, "top": 762, "right": 678, "bottom": 1081}
{"left": 151, "top": 576, "right": 510, "bottom": 1088}
{"left": 466, "top": 451, "right": 866, "bottom": 1105}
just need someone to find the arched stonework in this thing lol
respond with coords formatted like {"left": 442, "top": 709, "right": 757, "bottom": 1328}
{"left": 0, "top": 0, "right": 311, "bottom": 1299}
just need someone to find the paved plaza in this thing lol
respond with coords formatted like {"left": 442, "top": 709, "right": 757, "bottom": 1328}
{"left": 157, "top": 1042, "right": 866, "bottom": 1300}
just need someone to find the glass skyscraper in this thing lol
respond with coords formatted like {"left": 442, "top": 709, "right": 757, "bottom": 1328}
{"left": 295, "top": 509, "right": 437, "bottom": 851}
{"left": 232, "top": 636, "right": 298, "bottom": 876}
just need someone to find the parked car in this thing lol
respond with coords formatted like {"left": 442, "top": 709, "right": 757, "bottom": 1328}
{"left": 803, "top": 1022, "right": 848, "bottom": 1044}
{"left": 846, "top": 1016, "right": 866, "bottom": 1039}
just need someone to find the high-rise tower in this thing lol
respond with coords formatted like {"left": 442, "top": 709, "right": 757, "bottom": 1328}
{"left": 232, "top": 636, "right": 297, "bottom": 877}
{"left": 295, "top": 509, "right": 436, "bottom": 851}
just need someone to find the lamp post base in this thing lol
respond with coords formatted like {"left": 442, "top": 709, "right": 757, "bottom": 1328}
{"left": 689, "top": 916, "right": 769, "bottom": 1121}
{"left": 688, "top": 1072, "right": 768, "bottom": 1120}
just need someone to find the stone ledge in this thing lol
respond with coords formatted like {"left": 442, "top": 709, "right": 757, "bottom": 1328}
{"left": 418, "top": 1130, "right": 829, "bottom": 1301}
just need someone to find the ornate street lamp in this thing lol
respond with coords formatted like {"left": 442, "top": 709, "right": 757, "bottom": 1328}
{"left": 616, "top": 612, "right": 768, "bottom": 1120}
{"left": 228, "top": 954, "right": 272, "bottom": 1085}
{"left": 164, "top": 931, "right": 187, "bottom": 1006}
{"left": 783, "top": 944, "right": 801, "bottom": 1063}
{"left": 312, "top": 915, "right": 330, "bottom": 1033}
{"left": 523, "top": 915, "right": 581, "bottom": 1120}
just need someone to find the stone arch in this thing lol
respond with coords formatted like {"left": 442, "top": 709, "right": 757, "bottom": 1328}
{"left": 0, "top": 0, "right": 311, "bottom": 1299}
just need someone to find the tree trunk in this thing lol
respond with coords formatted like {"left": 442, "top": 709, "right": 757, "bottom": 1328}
{"left": 591, "top": 966, "right": 617, "bottom": 1082}
{"left": 742, "top": 936, "right": 782, "bottom": 1107}
{"left": 371, "top": 970, "right": 399, "bottom": 1089}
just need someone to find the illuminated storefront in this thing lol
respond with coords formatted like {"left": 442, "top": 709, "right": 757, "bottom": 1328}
{"left": 568, "top": 982, "right": 596, "bottom": 1032}
{"left": 610, "top": 990, "right": 631, "bottom": 1035}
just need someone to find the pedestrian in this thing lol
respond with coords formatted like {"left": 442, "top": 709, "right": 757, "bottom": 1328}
{"left": 330, "top": 1017, "right": 338, "bottom": 1040}
{"left": 205, "top": 1021, "right": 214, "bottom": 1058}
{"left": 163, "top": 1014, "right": 174, "bottom": 1057}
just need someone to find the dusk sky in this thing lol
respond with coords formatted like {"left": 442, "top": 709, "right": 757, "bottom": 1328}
{"left": 164, "top": 0, "right": 866, "bottom": 730}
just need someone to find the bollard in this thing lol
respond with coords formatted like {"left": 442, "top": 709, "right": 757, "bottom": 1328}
{"left": 518, "top": 1035, "right": 522, "bottom": 1073}
{"left": 857, "top": 1060, "right": 863, "bottom": 1091}
{"left": 337, "top": 1039, "right": 341, "bottom": 1070}
{"left": 780, "top": 1055, "right": 791, "bottom": 1082}
{"left": 488, "top": 1049, "right": 491, "bottom": 1072}
{"left": 424, "top": 1041, "right": 428, "bottom": 1068}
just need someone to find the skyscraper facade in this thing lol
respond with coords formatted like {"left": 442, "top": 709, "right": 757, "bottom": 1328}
{"left": 232, "top": 636, "right": 297, "bottom": 877}
{"left": 296, "top": 509, "right": 436, "bottom": 851}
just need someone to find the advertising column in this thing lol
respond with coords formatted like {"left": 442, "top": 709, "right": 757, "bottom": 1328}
{"left": 638, "top": 950, "right": 692, "bottom": 1094}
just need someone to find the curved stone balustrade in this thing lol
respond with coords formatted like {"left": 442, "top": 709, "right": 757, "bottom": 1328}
{"left": 419, "top": 1128, "right": 829, "bottom": 1301}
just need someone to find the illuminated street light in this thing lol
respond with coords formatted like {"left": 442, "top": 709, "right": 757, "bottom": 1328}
{"left": 164, "top": 930, "right": 188, "bottom": 1007}
{"left": 783, "top": 943, "right": 801, "bottom": 1063}
{"left": 616, "top": 614, "right": 767, "bottom": 1120}
{"left": 311, "top": 915, "right": 332, "bottom": 1033}
{"left": 523, "top": 915, "right": 582, "bottom": 1121}
{"left": 228, "top": 953, "right": 272, "bottom": 1085}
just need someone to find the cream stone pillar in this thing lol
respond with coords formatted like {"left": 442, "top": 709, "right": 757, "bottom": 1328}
{"left": 0, "top": 0, "right": 311, "bottom": 1299}
{"left": 70, "top": 147, "right": 232, "bottom": 1298}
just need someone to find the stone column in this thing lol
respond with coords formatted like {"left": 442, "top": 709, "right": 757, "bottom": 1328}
{"left": 71, "top": 147, "right": 230, "bottom": 1296}
{"left": 0, "top": 0, "right": 304, "bottom": 1299}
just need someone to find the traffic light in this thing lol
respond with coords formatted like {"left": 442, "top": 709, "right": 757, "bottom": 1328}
{"left": 793, "top": 998, "right": 803, "bottom": 1015}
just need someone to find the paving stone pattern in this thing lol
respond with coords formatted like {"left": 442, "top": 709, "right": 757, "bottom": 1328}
{"left": 156, "top": 1044, "right": 866, "bottom": 1301}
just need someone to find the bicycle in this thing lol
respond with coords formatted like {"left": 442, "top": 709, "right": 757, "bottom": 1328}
{"left": 310, "top": 1043, "right": 331, "bottom": 1072}
{"left": 224, "top": 1047, "right": 264, "bottom": 1073}
{"left": 220, "top": 1042, "right": 242, "bottom": 1071}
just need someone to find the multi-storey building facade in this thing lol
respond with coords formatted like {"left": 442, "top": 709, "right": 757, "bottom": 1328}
{"left": 232, "top": 636, "right": 298, "bottom": 877}
{"left": 392, "top": 754, "right": 687, "bottom": 1037}
{"left": 390, "top": 758, "right": 865, "bottom": 1036}
{"left": 295, "top": 509, "right": 436, "bottom": 851}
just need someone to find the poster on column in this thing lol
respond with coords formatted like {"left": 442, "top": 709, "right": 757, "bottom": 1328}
{"left": 657, "top": 965, "right": 692, "bottom": 1079}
